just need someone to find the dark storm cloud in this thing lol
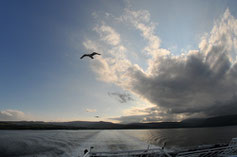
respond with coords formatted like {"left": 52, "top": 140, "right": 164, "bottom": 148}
{"left": 108, "top": 92, "right": 134, "bottom": 103}
{"left": 127, "top": 49, "right": 237, "bottom": 118}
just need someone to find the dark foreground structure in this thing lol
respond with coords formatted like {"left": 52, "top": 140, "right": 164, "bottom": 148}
{"left": 82, "top": 138, "right": 237, "bottom": 157}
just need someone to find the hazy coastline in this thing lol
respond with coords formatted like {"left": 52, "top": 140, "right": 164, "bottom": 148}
{"left": 1, "top": 114, "right": 237, "bottom": 130}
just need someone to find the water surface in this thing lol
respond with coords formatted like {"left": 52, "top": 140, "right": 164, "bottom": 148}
{"left": 1, "top": 126, "right": 237, "bottom": 157}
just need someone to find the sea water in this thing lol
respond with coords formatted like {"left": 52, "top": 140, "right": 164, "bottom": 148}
{"left": 1, "top": 126, "right": 237, "bottom": 157}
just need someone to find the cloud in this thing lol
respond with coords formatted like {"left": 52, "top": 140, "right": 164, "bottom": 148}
{"left": 86, "top": 108, "right": 97, "bottom": 113}
{"left": 0, "top": 109, "right": 28, "bottom": 121}
{"left": 108, "top": 92, "right": 134, "bottom": 103}
{"left": 118, "top": 8, "right": 168, "bottom": 58}
{"left": 84, "top": 8, "right": 237, "bottom": 123}
{"left": 94, "top": 24, "right": 120, "bottom": 46}
{"left": 111, "top": 114, "right": 148, "bottom": 124}
{"left": 83, "top": 25, "right": 131, "bottom": 84}
{"left": 111, "top": 106, "right": 187, "bottom": 123}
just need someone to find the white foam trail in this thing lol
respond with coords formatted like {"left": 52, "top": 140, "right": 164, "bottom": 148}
{"left": 77, "top": 130, "right": 159, "bottom": 157}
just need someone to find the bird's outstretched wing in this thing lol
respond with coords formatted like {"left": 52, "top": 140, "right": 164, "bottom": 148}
{"left": 80, "top": 54, "right": 87, "bottom": 59}
{"left": 92, "top": 52, "right": 101, "bottom": 56}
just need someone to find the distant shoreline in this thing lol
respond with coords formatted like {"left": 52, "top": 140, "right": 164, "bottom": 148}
{"left": 1, "top": 114, "right": 237, "bottom": 130}
{"left": 0, "top": 125, "right": 237, "bottom": 130}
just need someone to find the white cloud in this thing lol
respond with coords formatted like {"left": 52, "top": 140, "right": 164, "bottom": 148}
{"left": 83, "top": 25, "right": 132, "bottom": 85}
{"left": 84, "top": 8, "right": 237, "bottom": 123}
{"left": 94, "top": 24, "right": 121, "bottom": 46}
{"left": 0, "top": 109, "right": 28, "bottom": 121}
{"left": 118, "top": 8, "right": 169, "bottom": 58}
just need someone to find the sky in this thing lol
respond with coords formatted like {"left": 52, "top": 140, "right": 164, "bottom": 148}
{"left": 0, "top": 0, "right": 237, "bottom": 123}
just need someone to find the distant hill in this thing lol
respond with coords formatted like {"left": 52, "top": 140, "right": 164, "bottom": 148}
{"left": 1, "top": 114, "right": 237, "bottom": 130}
{"left": 50, "top": 121, "right": 125, "bottom": 129}
{"left": 0, "top": 121, "right": 125, "bottom": 130}
{"left": 182, "top": 114, "right": 237, "bottom": 127}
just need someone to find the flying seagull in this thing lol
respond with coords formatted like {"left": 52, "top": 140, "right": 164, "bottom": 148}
{"left": 80, "top": 52, "right": 101, "bottom": 59}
